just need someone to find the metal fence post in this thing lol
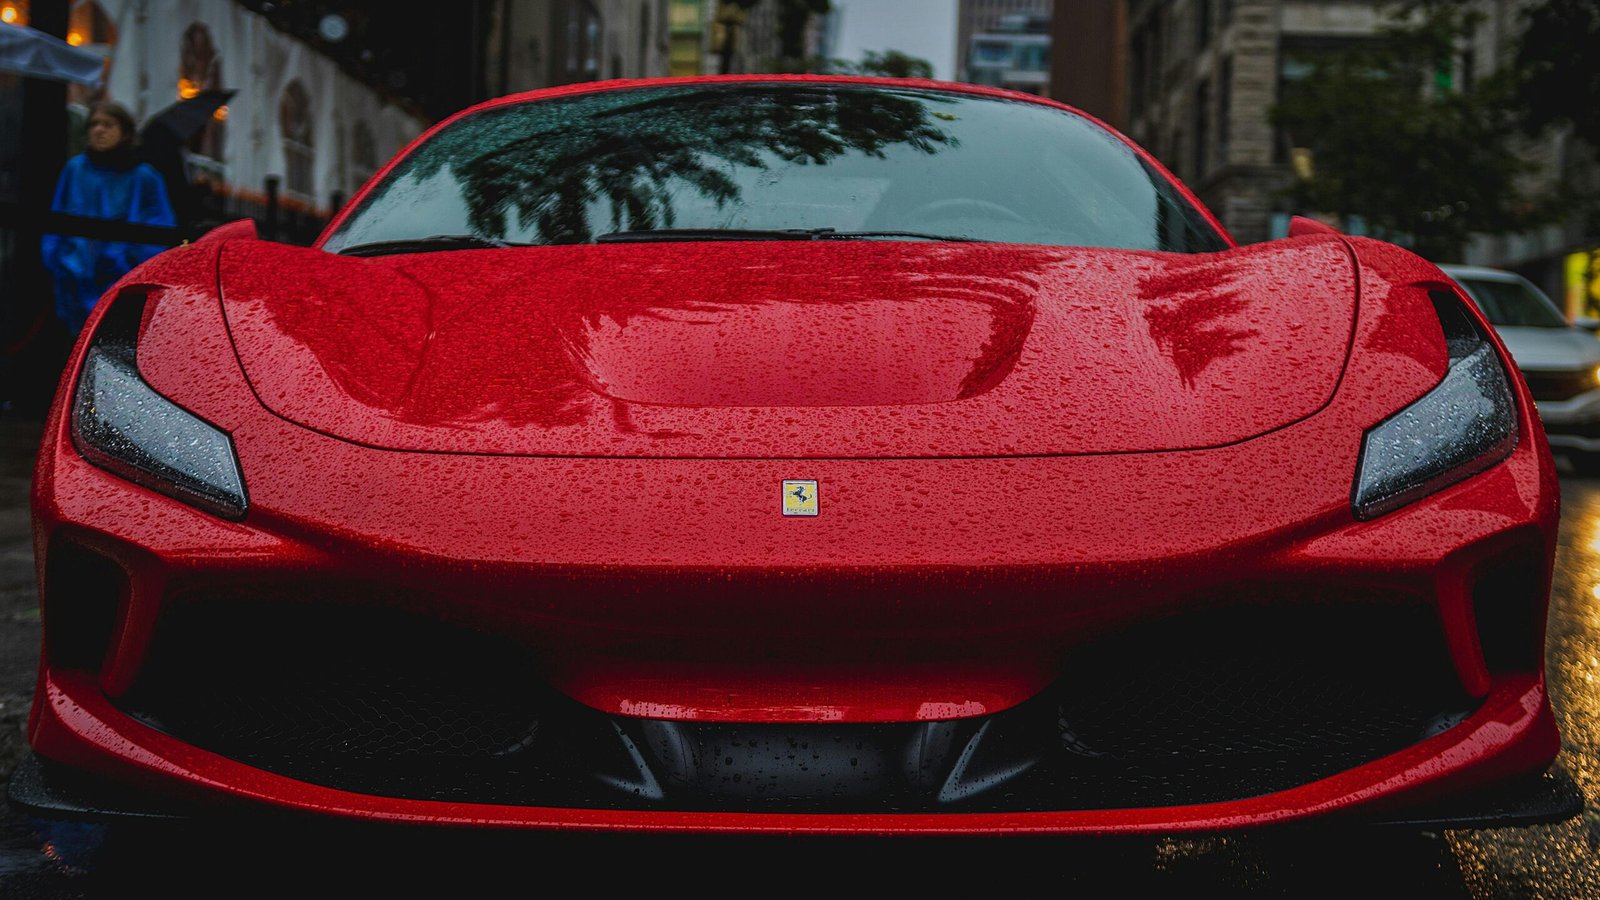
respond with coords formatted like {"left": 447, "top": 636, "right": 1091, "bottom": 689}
{"left": 263, "top": 175, "right": 280, "bottom": 242}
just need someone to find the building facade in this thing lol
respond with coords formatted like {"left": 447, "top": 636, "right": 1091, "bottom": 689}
{"left": 957, "top": 0, "right": 1052, "bottom": 83}
{"left": 1118, "top": 0, "right": 1372, "bottom": 247}
{"left": 482, "top": 1, "right": 821, "bottom": 90}
{"left": 1107, "top": 0, "right": 1592, "bottom": 310}
{"left": 0, "top": 0, "right": 428, "bottom": 231}
{"left": 965, "top": 6, "right": 1050, "bottom": 93}
{"left": 484, "top": 0, "right": 674, "bottom": 94}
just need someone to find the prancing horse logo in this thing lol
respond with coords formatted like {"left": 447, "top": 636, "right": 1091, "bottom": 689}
{"left": 782, "top": 480, "right": 819, "bottom": 516}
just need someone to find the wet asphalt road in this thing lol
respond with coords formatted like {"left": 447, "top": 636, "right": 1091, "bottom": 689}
{"left": 0, "top": 416, "right": 1598, "bottom": 895}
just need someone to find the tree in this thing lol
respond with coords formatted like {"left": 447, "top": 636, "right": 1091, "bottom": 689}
{"left": 1507, "top": 0, "right": 1600, "bottom": 230}
{"left": 1269, "top": 4, "right": 1535, "bottom": 260}
{"left": 837, "top": 50, "right": 936, "bottom": 79}
{"left": 1510, "top": 0, "right": 1600, "bottom": 149}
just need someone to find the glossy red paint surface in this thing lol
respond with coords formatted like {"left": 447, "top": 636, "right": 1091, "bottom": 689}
{"left": 25, "top": 76, "right": 1566, "bottom": 833}
{"left": 218, "top": 237, "right": 1355, "bottom": 457}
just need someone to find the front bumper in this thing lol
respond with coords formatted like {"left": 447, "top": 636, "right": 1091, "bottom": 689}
{"left": 22, "top": 401, "right": 1576, "bottom": 834}
{"left": 10, "top": 721, "right": 1584, "bottom": 833}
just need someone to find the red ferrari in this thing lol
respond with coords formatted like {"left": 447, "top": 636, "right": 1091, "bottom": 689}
{"left": 11, "top": 76, "right": 1582, "bottom": 834}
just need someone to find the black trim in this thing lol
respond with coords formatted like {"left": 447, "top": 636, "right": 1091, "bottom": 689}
{"left": 6, "top": 754, "right": 195, "bottom": 822}
{"left": 9, "top": 751, "right": 1581, "bottom": 831}
{"left": 1360, "top": 763, "right": 1583, "bottom": 830}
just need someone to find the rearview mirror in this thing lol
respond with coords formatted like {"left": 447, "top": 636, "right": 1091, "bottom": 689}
{"left": 194, "top": 218, "right": 259, "bottom": 244}
{"left": 1288, "top": 216, "right": 1340, "bottom": 238}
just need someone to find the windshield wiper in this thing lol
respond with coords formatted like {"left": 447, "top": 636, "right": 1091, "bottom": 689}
{"left": 335, "top": 235, "right": 527, "bottom": 256}
{"left": 594, "top": 227, "right": 981, "bottom": 244}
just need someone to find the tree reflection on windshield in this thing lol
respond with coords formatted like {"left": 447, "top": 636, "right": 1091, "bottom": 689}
{"left": 344, "top": 87, "right": 957, "bottom": 247}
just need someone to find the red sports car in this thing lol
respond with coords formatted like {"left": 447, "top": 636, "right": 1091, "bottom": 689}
{"left": 10, "top": 75, "right": 1582, "bottom": 834}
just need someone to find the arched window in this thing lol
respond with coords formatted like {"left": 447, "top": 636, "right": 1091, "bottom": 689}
{"left": 66, "top": 0, "right": 116, "bottom": 107}
{"left": 67, "top": 0, "right": 116, "bottom": 49}
{"left": 279, "top": 80, "right": 314, "bottom": 200}
{"left": 179, "top": 22, "right": 226, "bottom": 162}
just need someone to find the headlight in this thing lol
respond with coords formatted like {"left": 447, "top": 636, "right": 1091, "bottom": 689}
{"left": 1352, "top": 290, "right": 1517, "bottom": 520}
{"left": 70, "top": 292, "right": 248, "bottom": 519}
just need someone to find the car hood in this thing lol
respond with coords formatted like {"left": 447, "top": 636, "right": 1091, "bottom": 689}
{"left": 217, "top": 236, "right": 1357, "bottom": 457}
{"left": 1493, "top": 326, "right": 1600, "bottom": 372}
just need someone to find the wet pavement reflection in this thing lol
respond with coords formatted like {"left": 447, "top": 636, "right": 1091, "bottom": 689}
{"left": 1, "top": 440, "right": 1599, "bottom": 894}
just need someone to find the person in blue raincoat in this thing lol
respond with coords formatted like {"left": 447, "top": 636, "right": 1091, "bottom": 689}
{"left": 41, "top": 100, "right": 176, "bottom": 335}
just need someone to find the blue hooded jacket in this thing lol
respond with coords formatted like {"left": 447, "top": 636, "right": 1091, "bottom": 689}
{"left": 41, "top": 153, "right": 177, "bottom": 335}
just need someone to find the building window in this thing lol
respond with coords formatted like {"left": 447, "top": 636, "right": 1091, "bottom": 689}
{"left": 1016, "top": 43, "right": 1049, "bottom": 71}
{"left": 560, "top": 1, "right": 601, "bottom": 82}
{"left": 974, "top": 40, "right": 1011, "bottom": 65}
{"left": 279, "top": 80, "right": 314, "bottom": 200}
{"left": 669, "top": 0, "right": 700, "bottom": 31}
{"left": 1218, "top": 56, "right": 1232, "bottom": 168}
{"left": 668, "top": 0, "right": 702, "bottom": 76}
{"left": 567, "top": 6, "right": 581, "bottom": 72}
{"left": 66, "top": 0, "right": 116, "bottom": 107}
{"left": 585, "top": 17, "right": 601, "bottom": 74}
{"left": 67, "top": 0, "right": 116, "bottom": 50}
{"left": 1196, "top": 0, "right": 1212, "bottom": 51}
{"left": 1192, "top": 79, "right": 1209, "bottom": 180}
{"left": 179, "top": 23, "right": 226, "bottom": 163}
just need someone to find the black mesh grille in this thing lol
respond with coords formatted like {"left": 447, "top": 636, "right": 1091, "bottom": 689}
{"left": 1521, "top": 368, "right": 1596, "bottom": 402}
{"left": 1035, "top": 604, "right": 1471, "bottom": 807}
{"left": 119, "top": 602, "right": 555, "bottom": 801}
{"left": 117, "top": 598, "right": 1473, "bottom": 812}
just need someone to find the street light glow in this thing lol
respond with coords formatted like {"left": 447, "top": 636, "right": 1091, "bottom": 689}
{"left": 0, "top": 6, "right": 19, "bottom": 25}
{"left": 178, "top": 78, "right": 200, "bottom": 100}
{"left": 66, "top": 31, "right": 84, "bottom": 46}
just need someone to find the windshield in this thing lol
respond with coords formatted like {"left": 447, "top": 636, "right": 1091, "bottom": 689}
{"left": 321, "top": 83, "right": 1229, "bottom": 254}
{"left": 1457, "top": 277, "right": 1569, "bottom": 329}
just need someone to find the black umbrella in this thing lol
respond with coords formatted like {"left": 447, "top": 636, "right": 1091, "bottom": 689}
{"left": 141, "top": 88, "right": 236, "bottom": 143}
{"left": 138, "top": 89, "right": 235, "bottom": 229}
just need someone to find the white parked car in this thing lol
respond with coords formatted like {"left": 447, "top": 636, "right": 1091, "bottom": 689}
{"left": 1442, "top": 265, "right": 1600, "bottom": 472}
